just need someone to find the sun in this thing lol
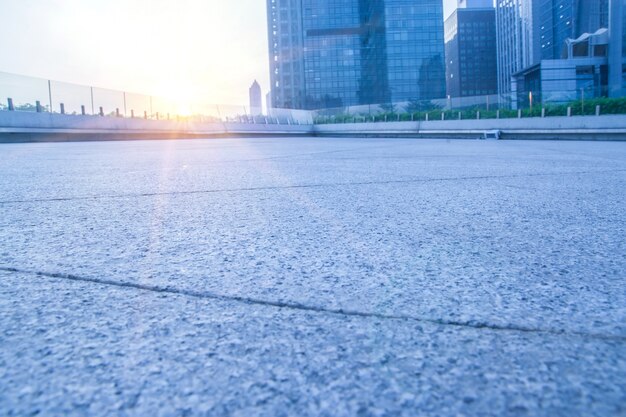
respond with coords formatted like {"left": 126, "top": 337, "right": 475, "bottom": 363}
{"left": 154, "top": 82, "right": 197, "bottom": 117}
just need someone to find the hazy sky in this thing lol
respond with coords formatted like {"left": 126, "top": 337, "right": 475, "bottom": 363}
{"left": 0, "top": 0, "right": 460, "bottom": 106}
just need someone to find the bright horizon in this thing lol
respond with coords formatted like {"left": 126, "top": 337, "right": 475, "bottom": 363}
{"left": 0, "top": 0, "right": 461, "bottom": 107}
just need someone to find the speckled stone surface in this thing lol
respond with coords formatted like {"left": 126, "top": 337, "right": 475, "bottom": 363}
{"left": 0, "top": 137, "right": 625, "bottom": 416}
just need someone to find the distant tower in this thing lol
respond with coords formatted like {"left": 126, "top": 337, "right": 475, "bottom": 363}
{"left": 249, "top": 80, "right": 262, "bottom": 116}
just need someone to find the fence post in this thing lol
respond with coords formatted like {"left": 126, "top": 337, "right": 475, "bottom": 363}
{"left": 425, "top": 113, "right": 429, "bottom": 122}
{"left": 7, "top": 98, "right": 14, "bottom": 111}
{"left": 36, "top": 101, "right": 42, "bottom": 113}
{"left": 90, "top": 87, "right": 95, "bottom": 115}
{"left": 60, "top": 103, "right": 65, "bottom": 114}
{"left": 517, "top": 109, "right": 522, "bottom": 118}
{"left": 441, "top": 112, "right": 445, "bottom": 121}
{"left": 458, "top": 111, "right": 461, "bottom": 120}
{"left": 144, "top": 111, "right": 147, "bottom": 119}
{"left": 131, "top": 109, "right": 135, "bottom": 118}
{"left": 567, "top": 107, "right": 572, "bottom": 117}
{"left": 596, "top": 105, "right": 600, "bottom": 116}
{"left": 476, "top": 111, "right": 480, "bottom": 120}
{"left": 116, "top": 108, "right": 120, "bottom": 117}
{"left": 156, "top": 112, "right": 160, "bottom": 120}
{"left": 541, "top": 108, "right": 545, "bottom": 118}
{"left": 81, "top": 105, "right": 86, "bottom": 115}
{"left": 99, "top": 106, "right": 104, "bottom": 116}
{"left": 496, "top": 110, "right": 500, "bottom": 119}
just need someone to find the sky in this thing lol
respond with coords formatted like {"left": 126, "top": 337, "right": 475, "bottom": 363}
{"left": 0, "top": 0, "right": 460, "bottom": 107}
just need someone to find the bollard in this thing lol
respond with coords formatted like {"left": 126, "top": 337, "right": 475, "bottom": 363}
{"left": 36, "top": 101, "right": 42, "bottom": 113}
{"left": 144, "top": 111, "right": 148, "bottom": 119}
{"left": 477, "top": 111, "right": 480, "bottom": 120}
{"left": 541, "top": 108, "right": 545, "bottom": 118}
{"left": 60, "top": 103, "right": 65, "bottom": 114}
{"left": 131, "top": 109, "right": 134, "bottom": 118}
{"left": 441, "top": 113, "right": 445, "bottom": 121}
{"left": 7, "top": 98, "right": 14, "bottom": 111}
{"left": 99, "top": 107, "right": 104, "bottom": 116}
{"left": 425, "top": 113, "right": 429, "bottom": 122}
{"left": 567, "top": 107, "right": 571, "bottom": 117}
{"left": 411, "top": 113, "right": 414, "bottom": 121}
{"left": 458, "top": 112, "right": 461, "bottom": 120}
{"left": 596, "top": 105, "right": 601, "bottom": 116}
{"left": 116, "top": 108, "right": 120, "bottom": 117}
{"left": 156, "top": 112, "right": 160, "bottom": 120}
{"left": 517, "top": 109, "right": 522, "bottom": 118}
{"left": 81, "top": 105, "right": 86, "bottom": 115}
{"left": 496, "top": 110, "right": 500, "bottom": 119}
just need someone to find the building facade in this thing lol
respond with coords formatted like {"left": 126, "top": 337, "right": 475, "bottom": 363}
{"left": 267, "top": 0, "right": 445, "bottom": 110}
{"left": 537, "top": 0, "right": 609, "bottom": 60}
{"left": 495, "top": 0, "right": 538, "bottom": 104}
{"left": 513, "top": 29, "right": 610, "bottom": 106}
{"left": 445, "top": 1, "right": 497, "bottom": 97}
{"left": 608, "top": 0, "right": 626, "bottom": 97}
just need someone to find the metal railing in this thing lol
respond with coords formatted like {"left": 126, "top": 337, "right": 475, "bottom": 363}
{"left": 0, "top": 71, "right": 313, "bottom": 125}
{"left": 312, "top": 90, "right": 626, "bottom": 124}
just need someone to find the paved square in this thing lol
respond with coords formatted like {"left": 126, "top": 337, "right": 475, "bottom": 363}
{"left": 1, "top": 137, "right": 625, "bottom": 416}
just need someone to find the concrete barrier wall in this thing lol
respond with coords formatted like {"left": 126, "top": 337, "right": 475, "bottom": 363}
{"left": 0, "top": 111, "right": 313, "bottom": 142}
{"left": 2, "top": 110, "right": 626, "bottom": 142}
{"left": 314, "top": 114, "right": 626, "bottom": 140}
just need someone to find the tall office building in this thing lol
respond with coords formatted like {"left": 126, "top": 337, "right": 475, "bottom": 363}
{"left": 538, "top": 0, "right": 609, "bottom": 60}
{"left": 608, "top": 0, "right": 626, "bottom": 96}
{"left": 249, "top": 80, "right": 262, "bottom": 115}
{"left": 267, "top": 0, "right": 446, "bottom": 110}
{"left": 495, "top": 0, "right": 537, "bottom": 100}
{"left": 445, "top": 0, "right": 497, "bottom": 97}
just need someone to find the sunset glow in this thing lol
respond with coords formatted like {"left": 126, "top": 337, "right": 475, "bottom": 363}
{"left": 0, "top": 0, "right": 270, "bottom": 106}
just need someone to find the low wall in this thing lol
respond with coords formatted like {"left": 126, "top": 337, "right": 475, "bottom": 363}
{"left": 2, "top": 111, "right": 626, "bottom": 142}
{"left": 314, "top": 114, "right": 626, "bottom": 140}
{"left": 0, "top": 111, "right": 313, "bottom": 142}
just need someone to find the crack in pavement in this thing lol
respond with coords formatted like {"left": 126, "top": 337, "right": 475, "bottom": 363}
{"left": 1, "top": 168, "right": 625, "bottom": 205}
{"left": 2, "top": 266, "right": 624, "bottom": 342}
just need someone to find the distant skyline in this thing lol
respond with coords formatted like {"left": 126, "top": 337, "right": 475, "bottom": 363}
{"left": 0, "top": 0, "right": 465, "bottom": 107}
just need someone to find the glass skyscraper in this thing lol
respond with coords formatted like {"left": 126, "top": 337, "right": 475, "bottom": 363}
{"left": 445, "top": 2, "right": 497, "bottom": 97}
{"left": 495, "top": 0, "right": 536, "bottom": 98}
{"left": 538, "top": 0, "right": 609, "bottom": 60}
{"left": 267, "top": 0, "right": 445, "bottom": 109}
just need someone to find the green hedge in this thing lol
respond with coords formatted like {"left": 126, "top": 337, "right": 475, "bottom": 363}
{"left": 313, "top": 96, "right": 626, "bottom": 124}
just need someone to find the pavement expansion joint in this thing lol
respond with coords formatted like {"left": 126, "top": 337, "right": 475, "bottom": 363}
{"left": 2, "top": 266, "right": 625, "bottom": 343}
{"left": 0, "top": 168, "right": 624, "bottom": 206}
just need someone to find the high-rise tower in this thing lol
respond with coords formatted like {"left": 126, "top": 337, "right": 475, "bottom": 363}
{"left": 445, "top": 0, "right": 497, "bottom": 98}
{"left": 267, "top": 0, "right": 445, "bottom": 110}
